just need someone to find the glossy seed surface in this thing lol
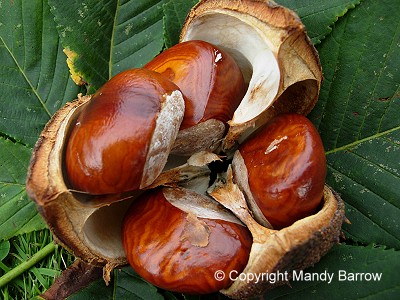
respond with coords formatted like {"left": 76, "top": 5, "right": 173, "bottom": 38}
{"left": 239, "top": 113, "right": 326, "bottom": 229}
{"left": 145, "top": 40, "right": 246, "bottom": 129}
{"left": 122, "top": 188, "right": 253, "bottom": 294}
{"left": 65, "top": 69, "right": 181, "bottom": 195}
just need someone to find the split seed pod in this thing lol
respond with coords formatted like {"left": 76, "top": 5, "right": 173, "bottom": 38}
{"left": 209, "top": 168, "right": 344, "bottom": 298}
{"left": 180, "top": 0, "right": 323, "bottom": 150}
{"left": 25, "top": 69, "right": 199, "bottom": 278}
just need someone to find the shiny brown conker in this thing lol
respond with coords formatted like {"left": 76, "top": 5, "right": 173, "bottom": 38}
{"left": 234, "top": 113, "right": 327, "bottom": 229}
{"left": 122, "top": 187, "right": 253, "bottom": 294}
{"left": 145, "top": 40, "right": 246, "bottom": 130}
{"left": 65, "top": 68, "right": 184, "bottom": 195}
{"left": 144, "top": 40, "right": 246, "bottom": 155}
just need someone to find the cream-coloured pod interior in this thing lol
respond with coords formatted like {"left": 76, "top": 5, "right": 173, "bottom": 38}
{"left": 26, "top": 95, "right": 130, "bottom": 266}
{"left": 182, "top": 11, "right": 280, "bottom": 125}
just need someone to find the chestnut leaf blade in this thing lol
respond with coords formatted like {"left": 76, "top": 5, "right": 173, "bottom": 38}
{"left": 266, "top": 244, "right": 400, "bottom": 299}
{"left": 0, "top": 0, "right": 82, "bottom": 147}
{"left": 114, "top": 267, "right": 164, "bottom": 300}
{"left": 0, "top": 138, "right": 46, "bottom": 241}
{"left": 163, "top": 0, "right": 198, "bottom": 48}
{"left": 49, "top": 0, "right": 167, "bottom": 90}
{"left": 309, "top": 0, "right": 400, "bottom": 249}
{"left": 311, "top": 0, "right": 400, "bottom": 150}
{"left": 67, "top": 266, "right": 165, "bottom": 300}
{"left": 276, "top": 0, "right": 364, "bottom": 45}
{"left": 326, "top": 129, "right": 400, "bottom": 249}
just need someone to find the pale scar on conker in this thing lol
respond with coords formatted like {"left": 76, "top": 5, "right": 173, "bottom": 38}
{"left": 122, "top": 187, "right": 252, "bottom": 294}
{"left": 233, "top": 113, "right": 326, "bottom": 229}
{"left": 64, "top": 68, "right": 184, "bottom": 195}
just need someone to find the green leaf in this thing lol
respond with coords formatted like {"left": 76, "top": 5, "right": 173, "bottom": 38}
{"left": 114, "top": 267, "right": 164, "bottom": 299}
{"left": 267, "top": 244, "right": 400, "bottom": 299}
{"left": 163, "top": 0, "right": 198, "bottom": 48}
{"left": 327, "top": 129, "right": 400, "bottom": 249}
{"left": 68, "top": 267, "right": 165, "bottom": 299}
{"left": 308, "top": 0, "right": 400, "bottom": 248}
{"left": 0, "top": 0, "right": 81, "bottom": 240}
{"left": 0, "top": 0, "right": 82, "bottom": 147}
{"left": 0, "top": 240, "right": 10, "bottom": 261}
{"left": 276, "top": 0, "right": 363, "bottom": 44}
{"left": 66, "top": 277, "right": 113, "bottom": 300}
{"left": 0, "top": 138, "right": 46, "bottom": 241}
{"left": 49, "top": 0, "right": 167, "bottom": 90}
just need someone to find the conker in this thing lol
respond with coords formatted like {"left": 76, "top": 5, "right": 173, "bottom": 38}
{"left": 65, "top": 68, "right": 184, "bottom": 195}
{"left": 145, "top": 40, "right": 246, "bottom": 155}
{"left": 122, "top": 187, "right": 252, "bottom": 294}
{"left": 233, "top": 113, "right": 327, "bottom": 229}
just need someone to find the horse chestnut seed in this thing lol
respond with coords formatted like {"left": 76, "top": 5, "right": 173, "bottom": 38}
{"left": 233, "top": 113, "right": 326, "bottom": 229}
{"left": 145, "top": 40, "right": 246, "bottom": 155}
{"left": 122, "top": 187, "right": 252, "bottom": 294}
{"left": 65, "top": 68, "right": 184, "bottom": 195}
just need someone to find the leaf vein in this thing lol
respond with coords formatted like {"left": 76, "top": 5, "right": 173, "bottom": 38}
{"left": 333, "top": 7, "right": 372, "bottom": 149}
{"left": 0, "top": 189, "right": 25, "bottom": 210}
{"left": 360, "top": 18, "right": 400, "bottom": 137}
{"left": 349, "top": 144, "right": 400, "bottom": 179}
{"left": 328, "top": 164, "right": 400, "bottom": 218}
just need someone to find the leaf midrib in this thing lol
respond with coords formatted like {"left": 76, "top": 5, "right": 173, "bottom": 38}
{"left": 109, "top": 0, "right": 120, "bottom": 80}
{"left": 325, "top": 125, "right": 400, "bottom": 155}
{"left": 0, "top": 182, "right": 25, "bottom": 187}
{"left": 0, "top": 36, "right": 51, "bottom": 118}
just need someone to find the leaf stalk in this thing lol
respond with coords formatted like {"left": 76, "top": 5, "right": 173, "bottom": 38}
{"left": 0, "top": 243, "right": 56, "bottom": 288}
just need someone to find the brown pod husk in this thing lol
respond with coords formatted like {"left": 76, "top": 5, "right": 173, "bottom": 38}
{"left": 209, "top": 168, "right": 345, "bottom": 299}
{"left": 180, "top": 0, "right": 323, "bottom": 150}
{"left": 26, "top": 95, "right": 135, "bottom": 279}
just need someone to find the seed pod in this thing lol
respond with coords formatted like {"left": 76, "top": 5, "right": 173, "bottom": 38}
{"left": 209, "top": 168, "right": 344, "bottom": 299}
{"left": 180, "top": 0, "right": 323, "bottom": 150}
